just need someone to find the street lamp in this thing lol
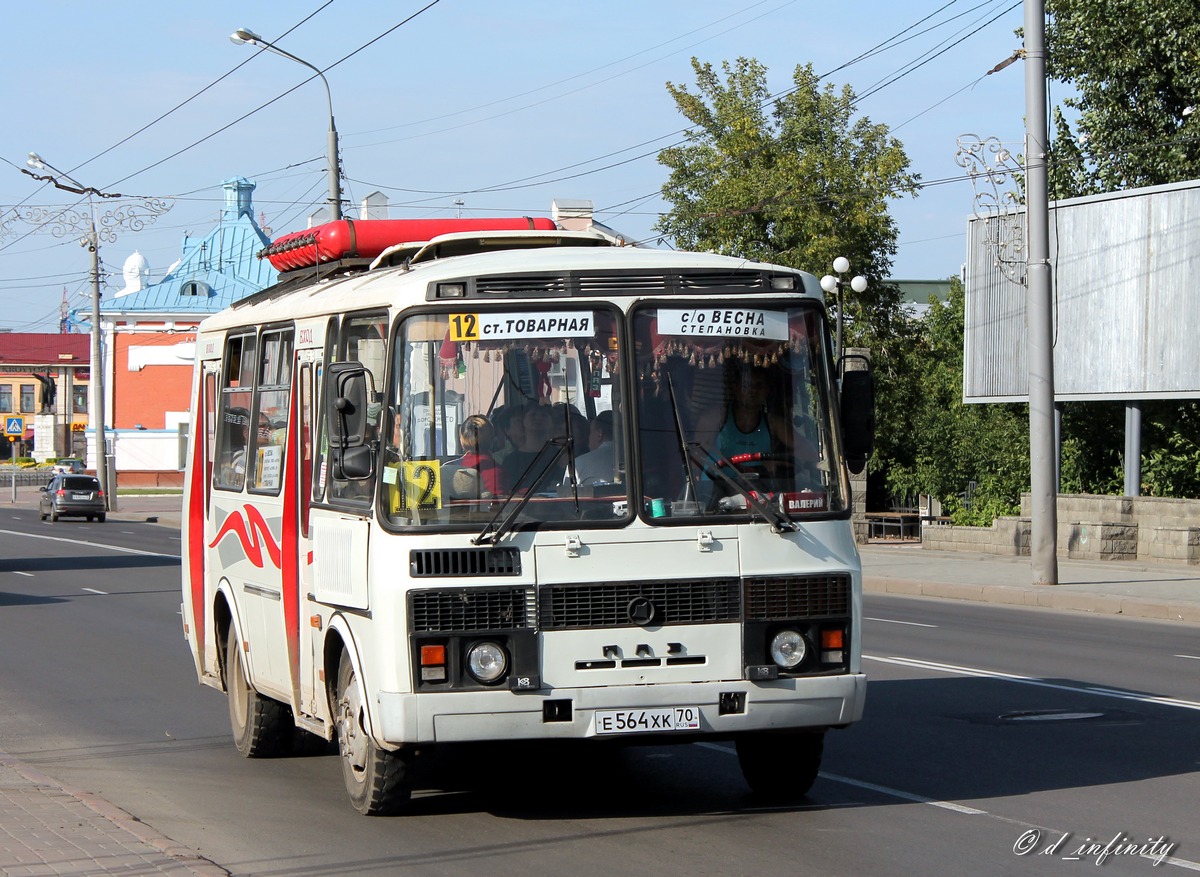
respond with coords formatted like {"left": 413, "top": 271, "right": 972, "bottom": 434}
{"left": 231, "top": 27, "right": 342, "bottom": 221}
{"left": 26, "top": 153, "right": 109, "bottom": 505}
{"left": 22, "top": 153, "right": 172, "bottom": 510}
{"left": 819, "top": 257, "right": 868, "bottom": 366}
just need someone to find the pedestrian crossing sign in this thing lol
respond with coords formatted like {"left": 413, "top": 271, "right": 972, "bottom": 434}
{"left": 4, "top": 416, "right": 23, "bottom": 436}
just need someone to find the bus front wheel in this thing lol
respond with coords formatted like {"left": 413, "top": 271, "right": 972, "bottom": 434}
{"left": 335, "top": 651, "right": 411, "bottom": 815}
{"left": 735, "top": 730, "right": 824, "bottom": 800}
{"left": 225, "top": 627, "right": 290, "bottom": 757}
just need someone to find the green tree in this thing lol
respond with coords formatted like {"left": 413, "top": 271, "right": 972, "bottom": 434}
{"left": 655, "top": 57, "right": 919, "bottom": 354}
{"left": 655, "top": 58, "right": 922, "bottom": 499}
{"left": 1045, "top": 0, "right": 1200, "bottom": 198}
{"left": 885, "top": 278, "right": 1029, "bottom": 524}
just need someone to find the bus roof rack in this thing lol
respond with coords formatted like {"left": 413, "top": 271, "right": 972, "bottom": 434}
{"left": 259, "top": 217, "right": 559, "bottom": 274}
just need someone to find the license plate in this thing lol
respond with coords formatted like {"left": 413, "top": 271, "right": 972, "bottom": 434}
{"left": 73, "top": 492, "right": 93, "bottom": 500}
{"left": 595, "top": 706, "right": 701, "bottom": 735}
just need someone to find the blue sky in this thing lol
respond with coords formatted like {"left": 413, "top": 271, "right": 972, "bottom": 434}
{"left": 0, "top": 0, "right": 1028, "bottom": 331}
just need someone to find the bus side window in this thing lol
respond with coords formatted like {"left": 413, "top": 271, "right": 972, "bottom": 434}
{"left": 325, "top": 313, "right": 387, "bottom": 507}
{"left": 214, "top": 333, "right": 256, "bottom": 492}
{"left": 248, "top": 328, "right": 293, "bottom": 494}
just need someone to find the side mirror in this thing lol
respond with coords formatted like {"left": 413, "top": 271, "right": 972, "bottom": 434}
{"left": 839, "top": 357, "right": 875, "bottom": 475}
{"left": 325, "top": 361, "right": 375, "bottom": 480}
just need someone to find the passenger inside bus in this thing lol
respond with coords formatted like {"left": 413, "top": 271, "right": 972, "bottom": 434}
{"left": 490, "top": 405, "right": 522, "bottom": 467}
{"left": 500, "top": 404, "right": 566, "bottom": 490}
{"left": 451, "top": 414, "right": 502, "bottom": 499}
{"left": 564, "top": 409, "right": 617, "bottom": 486}
{"left": 714, "top": 365, "right": 776, "bottom": 457}
{"left": 219, "top": 407, "right": 250, "bottom": 488}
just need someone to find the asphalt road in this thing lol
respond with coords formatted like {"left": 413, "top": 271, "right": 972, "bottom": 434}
{"left": 1, "top": 505, "right": 1196, "bottom": 876}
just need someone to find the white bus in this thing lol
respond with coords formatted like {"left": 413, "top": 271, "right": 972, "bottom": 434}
{"left": 181, "top": 212, "right": 875, "bottom": 814}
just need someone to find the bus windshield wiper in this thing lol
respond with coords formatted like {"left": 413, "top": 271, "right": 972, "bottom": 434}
{"left": 682, "top": 441, "right": 796, "bottom": 533}
{"left": 472, "top": 438, "right": 571, "bottom": 545}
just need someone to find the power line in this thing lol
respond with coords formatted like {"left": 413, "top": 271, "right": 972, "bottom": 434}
{"left": 103, "top": 1, "right": 444, "bottom": 191}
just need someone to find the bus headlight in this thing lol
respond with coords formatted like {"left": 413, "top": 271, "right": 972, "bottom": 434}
{"left": 769, "top": 630, "right": 808, "bottom": 670}
{"left": 466, "top": 641, "right": 509, "bottom": 684}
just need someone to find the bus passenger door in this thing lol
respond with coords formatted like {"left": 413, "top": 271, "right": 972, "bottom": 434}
{"left": 295, "top": 359, "right": 323, "bottom": 720}
{"left": 184, "top": 365, "right": 220, "bottom": 681}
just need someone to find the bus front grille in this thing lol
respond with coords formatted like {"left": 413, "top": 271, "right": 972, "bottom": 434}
{"left": 538, "top": 578, "right": 741, "bottom": 630}
{"left": 410, "top": 587, "right": 535, "bottom": 633}
{"left": 743, "top": 574, "right": 851, "bottom": 621}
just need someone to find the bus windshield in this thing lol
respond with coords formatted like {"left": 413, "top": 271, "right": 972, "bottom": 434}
{"left": 382, "top": 306, "right": 627, "bottom": 528}
{"left": 631, "top": 301, "right": 848, "bottom": 521}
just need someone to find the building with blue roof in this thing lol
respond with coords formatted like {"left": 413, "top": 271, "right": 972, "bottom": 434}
{"left": 100, "top": 178, "right": 278, "bottom": 486}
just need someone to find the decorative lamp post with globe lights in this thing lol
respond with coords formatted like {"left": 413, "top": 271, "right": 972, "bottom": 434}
{"left": 819, "top": 257, "right": 868, "bottom": 367}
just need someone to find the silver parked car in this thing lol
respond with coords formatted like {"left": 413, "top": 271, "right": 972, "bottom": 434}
{"left": 40, "top": 474, "right": 106, "bottom": 523}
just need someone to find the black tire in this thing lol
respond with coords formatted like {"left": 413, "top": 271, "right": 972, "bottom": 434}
{"left": 40, "top": 512, "right": 47, "bottom": 522}
{"left": 96, "top": 514, "right": 105, "bottom": 523}
{"left": 50, "top": 509, "right": 58, "bottom": 523}
{"left": 225, "top": 626, "right": 291, "bottom": 757}
{"left": 86, "top": 515, "right": 94, "bottom": 522}
{"left": 736, "top": 731, "right": 824, "bottom": 801}
{"left": 334, "top": 650, "right": 411, "bottom": 815}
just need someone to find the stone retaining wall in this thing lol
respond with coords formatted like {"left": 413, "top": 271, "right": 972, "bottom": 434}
{"left": 921, "top": 517, "right": 1030, "bottom": 556}
{"left": 916, "top": 494, "right": 1199, "bottom": 564}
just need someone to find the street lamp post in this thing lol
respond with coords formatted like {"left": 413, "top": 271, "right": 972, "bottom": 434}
{"left": 819, "top": 257, "right": 868, "bottom": 367}
{"left": 231, "top": 27, "right": 342, "bottom": 221}
{"left": 22, "top": 153, "right": 172, "bottom": 509}
{"left": 25, "top": 153, "right": 109, "bottom": 505}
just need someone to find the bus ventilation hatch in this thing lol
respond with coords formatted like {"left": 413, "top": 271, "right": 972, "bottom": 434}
{"left": 410, "top": 547, "right": 522, "bottom": 578}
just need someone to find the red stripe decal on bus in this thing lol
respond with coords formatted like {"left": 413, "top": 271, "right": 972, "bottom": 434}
{"left": 281, "top": 378, "right": 302, "bottom": 706}
{"left": 209, "top": 505, "right": 282, "bottom": 570}
{"left": 187, "top": 406, "right": 208, "bottom": 671}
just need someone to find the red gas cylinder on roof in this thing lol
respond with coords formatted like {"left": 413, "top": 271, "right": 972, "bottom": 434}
{"left": 260, "top": 216, "right": 558, "bottom": 272}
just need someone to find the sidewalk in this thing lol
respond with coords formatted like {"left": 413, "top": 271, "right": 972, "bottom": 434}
{"left": 3, "top": 490, "right": 1198, "bottom": 875}
{"left": 0, "top": 755, "right": 226, "bottom": 876}
{"left": 861, "top": 540, "right": 1200, "bottom": 624}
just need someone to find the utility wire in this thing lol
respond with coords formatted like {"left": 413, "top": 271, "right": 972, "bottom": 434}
{"left": 104, "top": 0, "right": 444, "bottom": 191}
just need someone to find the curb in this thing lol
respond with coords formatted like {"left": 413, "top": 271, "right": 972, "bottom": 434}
{"left": 863, "top": 576, "right": 1200, "bottom": 624}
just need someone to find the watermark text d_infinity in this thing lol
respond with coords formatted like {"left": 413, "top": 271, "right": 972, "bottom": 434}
{"left": 1014, "top": 829, "right": 1176, "bottom": 867}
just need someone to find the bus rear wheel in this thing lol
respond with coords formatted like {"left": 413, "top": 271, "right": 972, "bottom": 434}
{"left": 225, "top": 626, "right": 291, "bottom": 757}
{"left": 335, "top": 651, "right": 411, "bottom": 815}
{"left": 735, "top": 730, "right": 824, "bottom": 800}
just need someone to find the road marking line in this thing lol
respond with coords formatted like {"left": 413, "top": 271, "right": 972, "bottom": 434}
{"left": 696, "top": 742, "right": 987, "bottom": 814}
{"left": 13, "top": 571, "right": 34, "bottom": 577}
{"left": 866, "top": 655, "right": 1200, "bottom": 712}
{"left": 0, "top": 528, "right": 178, "bottom": 559}
{"left": 1175, "top": 654, "right": 1200, "bottom": 661}
{"left": 701, "top": 733, "right": 1200, "bottom": 869}
{"left": 865, "top": 617, "right": 938, "bottom": 628}
{"left": 821, "top": 772, "right": 988, "bottom": 814}
{"left": 82, "top": 587, "right": 108, "bottom": 595}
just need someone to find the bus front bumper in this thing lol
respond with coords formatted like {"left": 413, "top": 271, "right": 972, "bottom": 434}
{"left": 376, "top": 672, "right": 866, "bottom": 745}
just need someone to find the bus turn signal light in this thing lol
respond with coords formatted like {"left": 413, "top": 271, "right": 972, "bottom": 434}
{"left": 420, "top": 644, "right": 447, "bottom": 682}
{"left": 821, "top": 628, "right": 845, "bottom": 664}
